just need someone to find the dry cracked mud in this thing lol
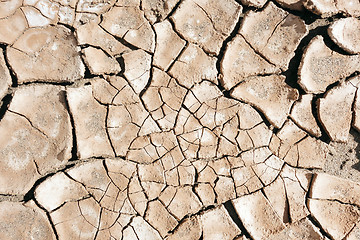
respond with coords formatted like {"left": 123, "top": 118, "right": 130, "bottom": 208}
{"left": 1, "top": 0, "right": 360, "bottom": 239}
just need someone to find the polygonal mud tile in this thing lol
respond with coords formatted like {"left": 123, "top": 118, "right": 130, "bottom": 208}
{"left": 270, "top": 120, "right": 328, "bottom": 168}
{"left": 76, "top": 21, "right": 129, "bottom": 56}
{"left": 240, "top": 2, "right": 307, "bottom": 69}
{"left": 166, "top": 216, "right": 201, "bottom": 240}
{"left": 221, "top": 34, "right": 279, "bottom": 90}
{"left": 100, "top": 6, "right": 155, "bottom": 52}
{"left": 50, "top": 198, "right": 101, "bottom": 240}
{"left": 122, "top": 49, "right": 152, "bottom": 94}
{"left": 231, "top": 74, "right": 299, "bottom": 128}
{"left": 310, "top": 172, "right": 360, "bottom": 207}
{"left": 0, "top": 9, "right": 28, "bottom": 45}
{"left": 268, "top": 218, "right": 324, "bottom": 240}
{"left": 67, "top": 85, "right": 114, "bottom": 159}
{"left": 0, "top": 85, "right": 72, "bottom": 194}
{"left": 34, "top": 172, "right": 88, "bottom": 211}
{"left": 171, "top": 0, "right": 242, "bottom": 54}
{"left": 0, "top": 201, "right": 56, "bottom": 240}
{"left": 168, "top": 43, "right": 217, "bottom": 88}
{"left": 0, "top": 0, "right": 22, "bottom": 19}
{"left": 153, "top": 20, "right": 186, "bottom": 71}
{"left": 145, "top": 200, "right": 178, "bottom": 238}
{"left": 7, "top": 26, "right": 85, "bottom": 83}
{"left": 21, "top": 6, "right": 53, "bottom": 28}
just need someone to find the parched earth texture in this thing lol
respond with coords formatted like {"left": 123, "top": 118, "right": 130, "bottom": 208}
{"left": 2, "top": 0, "right": 360, "bottom": 239}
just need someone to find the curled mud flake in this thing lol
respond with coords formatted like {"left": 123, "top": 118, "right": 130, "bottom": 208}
{"left": 232, "top": 191, "right": 286, "bottom": 239}
{"left": 353, "top": 86, "right": 360, "bottom": 132}
{"left": 310, "top": 172, "right": 360, "bottom": 207}
{"left": 298, "top": 35, "right": 360, "bottom": 94}
{"left": 239, "top": 2, "right": 308, "bottom": 69}
{"left": 0, "top": 201, "right": 56, "bottom": 240}
{"left": 0, "top": 9, "right": 28, "bottom": 45}
{"left": 100, "top": 6, "right": 155, "bottom": 52}
{"left": 268, "top": 218, "right": 324, "bottom": 240}
{"left": 240, "top": 0, "right": 267, "bottom": 8}
{"left": 308, "top": 198, "right": 360, "bottom": 240}
{"left": 231, "top": 75, "right": 299, "bottom": 128}
{"left": 328, "top": 17, "right": 360, "bottom": 54}
{"left": 67, "top": 85, "right": 114, "bottom": 159}
{"left": 7, "top": 26, "right": 85, "bottom": 83}
{"left": 166, "top": 216, "right": 201, "bottom": 240}
{"left": 317, "top": 81, "right": 357, "bottom": 142}
{"left": 170, "top": 0, "right": 242, "bottom": 54}
{"left": 304, "top": 0, "right": 360, "bottom": 17}
{"left": 200, "top": 205, "right": 242, "bottom": 240}
{"left": 275, "top": 0, "right": 305, "bottom": 11}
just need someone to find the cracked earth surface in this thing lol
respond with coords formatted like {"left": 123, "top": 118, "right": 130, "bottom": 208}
{"left": 2, "top": 0, "right": 360, "bottom": 239}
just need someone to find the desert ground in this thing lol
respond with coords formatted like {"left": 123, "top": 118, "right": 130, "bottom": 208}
{"left": 1, "top": 0, "right": 360, "bottom": 239}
